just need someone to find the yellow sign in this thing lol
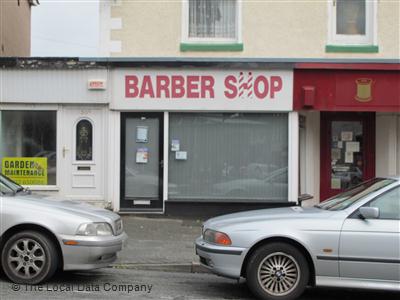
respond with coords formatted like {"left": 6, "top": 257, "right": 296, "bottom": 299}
{"left": 355, "top": 78, "right": 373, "bottom": 102}
{"left": 2, "top": 157, "right": 48, "bottom": 185}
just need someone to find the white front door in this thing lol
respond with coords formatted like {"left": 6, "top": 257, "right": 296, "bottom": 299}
{"left": 59, "top": 106, "right": 106, "bottom": 204}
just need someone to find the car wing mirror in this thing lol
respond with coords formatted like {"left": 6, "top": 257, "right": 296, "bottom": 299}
{"left": 298, "top": 194, "right": 313, "bottom": 207}
{"left": 359, "top": 207, "right": 379, "bottom": 220}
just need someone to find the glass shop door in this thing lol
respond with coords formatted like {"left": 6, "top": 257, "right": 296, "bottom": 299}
{"left": 120, "top": 113, "right": 163, "bottom": 211}
{"left": 320, "top": 112, "right": 375, "bottom": 201}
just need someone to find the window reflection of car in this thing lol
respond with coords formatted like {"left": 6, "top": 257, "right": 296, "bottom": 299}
{"left": 212, "top": 167, "right": 288, "bottom": 200}
{"left": 125, "top": 167, "right": 178, "bottom": 197}
{"left": 242, "top": 163, "right": 279, "bottom": 179}
{"left": 33, "top": 151, "right": 56, "bottom": 175}
{"left": 332, "top": 164, "right": 362, "bottom": 189}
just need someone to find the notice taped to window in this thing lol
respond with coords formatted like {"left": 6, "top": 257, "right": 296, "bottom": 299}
{"left": 2, "top": 157, "right": 48, "bottom": 185}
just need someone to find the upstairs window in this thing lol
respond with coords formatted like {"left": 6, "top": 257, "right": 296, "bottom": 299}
{"left": 329, "top": 0, "right": 376, "bottom": 45}
{"left": 185, "top": 0, "right": 240, "bottom": 42}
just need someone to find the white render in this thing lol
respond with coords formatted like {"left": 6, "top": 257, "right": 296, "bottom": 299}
{"left": 376, "top": 113, "right": 400, "bottom": 177}
{"left": 103, "top": 1, "right": 399, "bottom": 58}
{"left": 0, "top": 69, "right": 109, "bottom": 104}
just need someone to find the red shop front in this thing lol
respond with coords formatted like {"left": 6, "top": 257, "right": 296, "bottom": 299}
{"left": 294, "top": 63, "right": 400, "bottom": 201}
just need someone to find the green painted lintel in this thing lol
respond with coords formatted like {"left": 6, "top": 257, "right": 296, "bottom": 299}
{"left": 180, "top": 43, "right": 243, "bottom": 52}
{"left": 325, "top": 45, "right": 379, "bottom": 53}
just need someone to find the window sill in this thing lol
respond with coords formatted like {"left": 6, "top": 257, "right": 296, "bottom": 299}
{"left": 180, "top": 43, "right": 243, "bottom": 52}
{"left": 325, "top": 45, "right": 379, "bottom": 53}
{"left": 24, "top": 185, "right": 60, "bottom": 192}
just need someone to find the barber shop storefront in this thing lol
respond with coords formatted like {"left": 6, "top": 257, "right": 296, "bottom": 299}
{"left": 294, "top": 63, "right": 400, "bottom": 203}
{"left": 2, "top": 58, "right": 398, "bottom": 214}
{"left": 0, "top": 59, "right": 298, "bottom": 214}
{"left": 110, "top": 67, "right": 298, "bottom": 213}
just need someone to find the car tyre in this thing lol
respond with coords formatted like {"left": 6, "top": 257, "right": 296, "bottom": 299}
{"left": 246, "top": 242, "right": 309, "bottom": 300}
{"left": 1, "top": 230, "right": 59, "bottom": 284}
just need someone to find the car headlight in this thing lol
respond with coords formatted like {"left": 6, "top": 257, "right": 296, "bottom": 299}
{"left": 76, "top": 222, "right": 113, "bottom": 236}
{"left": 203, "top": 229, "right": 232, "bottom": 246}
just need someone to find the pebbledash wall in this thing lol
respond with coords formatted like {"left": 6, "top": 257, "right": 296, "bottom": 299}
{"left": 0, "top": 58, "right": 299, "bottom": 214}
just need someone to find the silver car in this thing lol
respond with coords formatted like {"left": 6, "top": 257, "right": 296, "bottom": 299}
{"left": 196, "top": 177, "right": 400, "bottom": 300}
{"left": 0, "top": 174, "right": 127, "bottom": 284}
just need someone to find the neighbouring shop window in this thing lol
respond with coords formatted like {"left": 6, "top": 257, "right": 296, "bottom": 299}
{"left": 168, "top": 113, "right": 289, "bottom": 202}
{"left": 188, "top": 0, "right": 237, "bottom": 40}
{"left": 76, "top": 119, "right": 93, "bottom": 161}
{"left": 330, "top": 121, "right": 363, "bottom": 191}
{"left": 330, "top": 0, "right": 374, "bottom": 45}
{"left": 0, "top": 111, "right": 57, "bottom": 185}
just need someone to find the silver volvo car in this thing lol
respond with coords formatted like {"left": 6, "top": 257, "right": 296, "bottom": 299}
{"left": 196, "top": 177, "right": 400, "bottom": 300}
{"left": 0, "top": 174, "right": 127, "bottom": 284}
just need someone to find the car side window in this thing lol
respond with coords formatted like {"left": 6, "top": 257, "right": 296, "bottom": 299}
{"left": 366, "top": 186, "right": 400, "bottom": 220}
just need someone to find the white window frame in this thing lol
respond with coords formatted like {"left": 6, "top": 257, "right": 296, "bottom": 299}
{"left": 181, "top": 0, "right": 242, "bottom": 44}
{"left": 328, "top": 0, "right": 377, "bottom": 45}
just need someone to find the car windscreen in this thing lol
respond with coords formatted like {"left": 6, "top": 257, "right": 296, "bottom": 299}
{"left": 316, "top": 178, "right": 396, "bottom": 211}
{"left": 0, "top": 173, "right": 23, "bottom": 194}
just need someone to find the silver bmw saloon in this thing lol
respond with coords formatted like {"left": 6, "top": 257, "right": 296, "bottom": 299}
{"left": 196, "top": 177, "right": 400, "bottom": 300}
{"left": 0, "top": 173, "right": 127, "bottom": 284}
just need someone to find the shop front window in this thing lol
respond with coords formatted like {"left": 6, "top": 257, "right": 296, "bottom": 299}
{"left": 168, "top": 113, "right": 288, "bottom": 202}
{"left": 0, "top": 111, "right": 57, "bottom": 185}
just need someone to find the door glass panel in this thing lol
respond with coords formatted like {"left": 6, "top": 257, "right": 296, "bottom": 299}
{"left": 124, "top": 117, "right": 159, "bottom": 199}
{"left": 76, "top": 119, "right": 93, "bottom": 161}
{"left": 331, "top": 121, "right": 363, "bottom": 190}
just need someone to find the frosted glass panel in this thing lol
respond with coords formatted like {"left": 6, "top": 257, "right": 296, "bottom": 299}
{"left": 337, "top": 0, "right": 366, "bottom": 35}
{"left": 124, "top": 117, "right": 159, "bottom": 199}
{"left": 168, "top": 113, "right": 288, "bottom": 202}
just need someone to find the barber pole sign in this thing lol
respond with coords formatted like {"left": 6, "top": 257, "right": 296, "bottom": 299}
{"left": 113, "top": 69, "right": 292, "bottom": 111}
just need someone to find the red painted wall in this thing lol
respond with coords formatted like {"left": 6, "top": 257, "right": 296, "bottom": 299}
{"left": 294, "top": 67, "right": 400, "bottom": 112}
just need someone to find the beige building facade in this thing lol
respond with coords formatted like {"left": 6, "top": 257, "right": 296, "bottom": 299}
{"left": 101, "top": 0, "right": 399, "bottom": 59}
{"left": 0, "top": 0, "right": 38, "bottom": 57}
{"left": 97, "top": 0, "right": 399, "bottom": 208}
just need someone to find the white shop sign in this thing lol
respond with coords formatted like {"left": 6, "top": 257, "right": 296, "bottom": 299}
{"left": 112, "top": 69, "right": 293, "bottom": 111}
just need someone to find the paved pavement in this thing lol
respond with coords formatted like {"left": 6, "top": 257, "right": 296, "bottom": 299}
{"left": 115, "top": 216, "right": 203, "bottom": 267}
{"left": 1, "top": 268, "right": 398, "bottom": 300}
{"left": 1, "top": 216, "right": 399, "bottom": 299}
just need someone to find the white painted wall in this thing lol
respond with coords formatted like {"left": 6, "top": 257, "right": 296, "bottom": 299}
{"left": 107, "top": 110, "right": 121, "bottom": 211}
{"left": 299, "top": 111, "right": 320, "bottom": 206}
{"left": 0, "top": 69, "right": 109, "bottom": 104}
{"left": 376, "top": 113, "right": 400, "bottom": 177}
{"left": 288, "top": 112, "right": 299, "bottom": 203}
{"left": 398, "top": 115, "right": 400, "bottom": 175}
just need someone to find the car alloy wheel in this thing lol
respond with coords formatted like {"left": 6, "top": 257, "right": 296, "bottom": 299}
{"left": 1, "top": 230, "right": 59, "bottom": 284}
{"left": 257, "top": 252, "right": 300, "bottom": 296}
{"left": 246, "top": 242, "right": 309, "bottom": 300}
{"left": 7, "top": 238, "right": 46, "bottom": 279}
